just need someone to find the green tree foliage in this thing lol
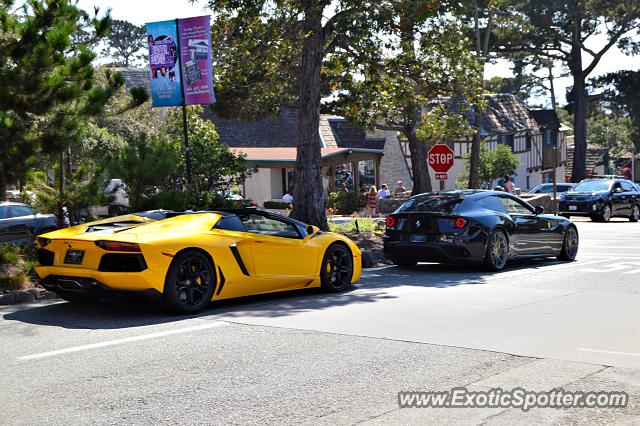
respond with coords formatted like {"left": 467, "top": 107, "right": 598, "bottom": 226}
{"left": 101, "top": 19, "right": 146, "bottom": 67}
{"left": 587, "top": 114, "right": 634, "bottom": 159}
{"left": 107, "top": 134, "right": 179, "bottom": 210}
{"left": 206, "top": 0, "right": 389, "bottom": 228}
{"left": 164, "top": 106, "right": 250, "bottom": 195}
{"left": 591, "top": 70, "right": 640, "bottom": 148}
{"left": 0, "top": 0, "right": 123, "bottom": 199}
{"left": 331, "top": 10, "right": 482, "bottom": 195}
{"left": 493, "top": 0, "right": 640, "bottom": 182}
{"left": 458, "top": 143, "right": 519, "bottom": 189}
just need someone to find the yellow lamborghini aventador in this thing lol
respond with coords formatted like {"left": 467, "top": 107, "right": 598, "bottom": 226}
{"left": 35, "top": 209, "right": 361, "bottom": 314}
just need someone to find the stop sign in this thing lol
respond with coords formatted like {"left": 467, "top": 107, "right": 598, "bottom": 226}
{"left": 428, "top": 144, "right": 455, "bottom": 173}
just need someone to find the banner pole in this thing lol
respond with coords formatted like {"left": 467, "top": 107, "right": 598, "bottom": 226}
{"left": 175, "top": 18, "right": 192, "bottom": 186}
{"left": 182, "top": 104, "right": 192, "bottom": 185}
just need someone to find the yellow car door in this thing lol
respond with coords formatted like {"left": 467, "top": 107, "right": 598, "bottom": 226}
{"left": 243, "top": 213, "right": 321, "bottom": 289}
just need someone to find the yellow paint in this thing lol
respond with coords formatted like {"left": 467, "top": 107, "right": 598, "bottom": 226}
{"left": 35, "top": 212, "right": 362, "bottom": 300}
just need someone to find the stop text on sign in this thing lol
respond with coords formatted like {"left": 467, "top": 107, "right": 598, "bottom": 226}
{"left": 429, "top": 153, "right": 454, "bottom": 165}
{"left": 427, "top": 144, "right": 455, "bottom": 173}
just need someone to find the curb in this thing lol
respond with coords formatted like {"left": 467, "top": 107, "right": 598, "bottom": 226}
{"left": 0, "top": 288, "right": 59, "bottom": 306}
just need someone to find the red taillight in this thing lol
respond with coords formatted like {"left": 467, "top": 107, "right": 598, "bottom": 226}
{"left": 95, "top": 241, "right": 141, "bottom": 252}
{"left": 385, "top": 216, "right": 396, "bottom": 228}
{"left": 455, "top": 217, "right": 467, "bottom": 229}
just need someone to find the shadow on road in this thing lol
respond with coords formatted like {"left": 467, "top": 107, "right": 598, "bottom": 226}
{"left": 3, "top": 256, "right": 571, "bottom": 330}
{"left": 2, "top": 285, "right": 395, "bottom": 330}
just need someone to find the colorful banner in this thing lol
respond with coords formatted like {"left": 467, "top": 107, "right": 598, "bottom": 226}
{"left": 178, "top": 16, "right": 216, "bottom": 105}
{"left": 146, "top": 16, "right": 215, "bottom": 107}
{"left": 146, "top": 19, "right": 182, "bottom": 107}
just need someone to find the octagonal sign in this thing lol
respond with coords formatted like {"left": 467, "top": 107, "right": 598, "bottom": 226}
{"left": 428, "top": 144, "right": 455, "bottom": 173}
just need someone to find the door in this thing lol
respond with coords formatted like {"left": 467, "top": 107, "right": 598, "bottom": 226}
{"left": 499, "top": 196, "right": 553, "bottom": 256}
{"left": 611, "top": 181, "right": 629, "bottom": 216}
{"left": 619, "top": 181, "right": 635, "bottom": 216}
{"left": 242, "top": 214, "right": 320, "bottom": 288}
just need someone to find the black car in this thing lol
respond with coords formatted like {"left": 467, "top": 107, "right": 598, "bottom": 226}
{"left": 557, "top": 178, "right": 640, "bottom": 222}
{"left": 0, "top": 202, "right": 57, "bottom": 244}
{"left": 383, "top": 190, "right": 578, "bottom": 271}
{"left": 527, "top": 183, "right": 575, "bottom": 194}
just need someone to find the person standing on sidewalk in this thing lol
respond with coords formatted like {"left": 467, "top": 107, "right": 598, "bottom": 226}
{"left": 503, "top": 176, "right": 515, "bottom": 193}
{"left": 367, "top": 186, "right": 378, "bottom": 217}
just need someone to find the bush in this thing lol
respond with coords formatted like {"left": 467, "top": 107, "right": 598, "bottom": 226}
{"left": 135, "top": 190, "right": 237, "bottom": 212}
{"left": 263, "top": 200, "right": 292, "bottom": 209}
{"left": 326, "top": 190, "right": 367, "bottom": 215}
{"left": 0, "top": 244, "right": 21, "bottom": 265}
{"left": 0, "top": 242, "right": 37, "bottom": 291}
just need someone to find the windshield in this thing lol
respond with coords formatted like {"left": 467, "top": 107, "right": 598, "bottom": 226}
{"left": 396, "top": 194, "right": 463, "bottom": 213}
{"left": 573, "top": 181, "right": 612, "bottom": 192}
{"left": 530, "top": 185, "right": 572, "bottom": 194}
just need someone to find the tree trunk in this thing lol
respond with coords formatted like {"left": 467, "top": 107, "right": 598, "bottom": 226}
{"left": 406, "top": 129, "right": 432, "bottom": 195}
{"left": 289, "top": 1, "right": 328, "bottom": 229}
{"left": 0, "top": 167, "right": 6, "bottom": 201}
{"left": 468, "top": 106, "right": 482, "bottom": 189}
{"left": 571, "top": 74, "right": 588, "bottom": 183}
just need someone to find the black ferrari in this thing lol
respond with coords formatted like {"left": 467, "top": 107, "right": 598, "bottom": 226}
{"left": 383, "top": 190, "right": 579, "bottom": 271}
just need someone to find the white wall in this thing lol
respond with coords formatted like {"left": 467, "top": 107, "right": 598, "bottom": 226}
{"left": 271, "top": 168, "right": 284, "bottom": 199}
{"left": 243, "top": 168, "right": 272, "bottom": 206}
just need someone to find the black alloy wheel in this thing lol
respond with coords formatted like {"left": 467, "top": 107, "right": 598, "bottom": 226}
{"left": 558, "top": 226, "right": 579, "bottom": 261}
{"left": 320, "top": 244, "right": 354, "bottom": 292}
{"left": 164, "top": 251, "right": 215, "bottom": 314}
{"left": 630, "top": 205, "right": 640, "bottom": 222}
{"left": 598, "top": 204, "right": 612, "bottom": 222}
{"left": 484, "top": 229, "right": 508, "bottom": 271}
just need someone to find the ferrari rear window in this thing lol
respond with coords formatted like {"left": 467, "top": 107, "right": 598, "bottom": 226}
{"left": 396, "top": 194, "right": 463, "bottom": 213}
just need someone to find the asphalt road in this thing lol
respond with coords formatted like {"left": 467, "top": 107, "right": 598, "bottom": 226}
{"left": 2, "top": 218, "right": 640, "bottom": 425}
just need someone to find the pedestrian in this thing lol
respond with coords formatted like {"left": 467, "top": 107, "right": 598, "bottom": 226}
{"left": 282, "top": 188, "right": 294, "bottom": 202}
{"left": 394, "top": 180, "right": 406, "bottom": 196}
{"left": 377, "top": 184, "right": 390, "bottom": 199}
{"left": 367, "top": 186, "right": 378, "bottom": 217}
{"left": 503, "top": 175, "right": 515, "bottom": 193}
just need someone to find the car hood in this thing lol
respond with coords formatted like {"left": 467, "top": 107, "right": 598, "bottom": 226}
{"left": 562, "top": 191, "right": 607, "bottom": 200}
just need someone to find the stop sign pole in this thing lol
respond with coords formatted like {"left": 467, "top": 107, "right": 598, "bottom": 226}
{"left": 428, "top": 144, "right": 455, "bottom": 187}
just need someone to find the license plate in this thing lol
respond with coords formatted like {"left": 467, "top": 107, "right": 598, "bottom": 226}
{"left": 64, "top": 250, "right": 85, "bottom": 265}
{"left": 568, "top": 205, "right": 577, "bottom": 211}
{"left": 409, "top": 234, "right": 427, "bottom": 243}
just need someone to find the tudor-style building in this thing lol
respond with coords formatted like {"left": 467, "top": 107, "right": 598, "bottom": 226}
{"left": 398, "top": 94, "right": 569, "bottom": 191}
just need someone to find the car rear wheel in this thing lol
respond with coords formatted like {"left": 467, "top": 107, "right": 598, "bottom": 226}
{"left": 630, "top": 205, "right": 640, "bottom": 222}
{"left": 558, "top": 226, "right": 579, "bottom": 261}
{"left": 320, "top": 244, "right": 354, "bottom": 292}
{"left": 484, "top": 229, "right": 508, "bottom": 271}
{"left": 163, "top": 251, "right": 215, "bottom": 314}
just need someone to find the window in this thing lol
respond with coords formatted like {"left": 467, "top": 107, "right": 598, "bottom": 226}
{"left": 243, "top": 214, "right": 301, "bottom": 239}
{"left": 396, "top": 194, "right": 463, "bottom": 213}
{"left": 477, "top": 196, "right": 507, "bottom": 214}
{"left": 543, "top": 129, "right": 557, "bottom": 147}
{"left": 525, "top": 135, "right": 532, "bottom": 151}
{"left": 526, "top": 176, "right": 530, "bottom": 190}
{"left": 499, "top": 196, "right": 532, "bottom": 215}
{"left": 9, "top": 205, "right": 33, "bottom": 218}
{"left": 498, "top": 134, "right": 514, "bottom": 150}
{"left": 542, "top": 171, "right": 553, "bottom": 184}
{"left": 0, "top": 206, "right": 8, "bottom": 219}
{"left": 620, "top": 181, "right": 634, "bottom": 192}
{"left": 215, "top": 216, "right": 246, "bottom": 232}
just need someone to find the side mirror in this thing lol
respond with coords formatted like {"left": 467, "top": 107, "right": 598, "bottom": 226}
{"left": 534, "top": 205, "right": 545, "bottom": 215}
{"left": 614, "top": 187, "right": 623, "bottom": 193}
{"left": 306, "top": 224, "right": 319, "bottom": 236}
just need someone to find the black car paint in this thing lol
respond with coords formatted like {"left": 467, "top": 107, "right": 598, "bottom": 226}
{"left": 383, "top": 191, "right": 573, "bottom": 266}
{"left": 557, "top": 179, "right": 640, "bottom": 219}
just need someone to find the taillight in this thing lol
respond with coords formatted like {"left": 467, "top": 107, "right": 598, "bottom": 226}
{"left": 37, "top": 237, "right": 51, "bottom": 247}
{"left": 95, "top": 241, "right": 141, "bottom": 252}
{"left": 455, "top": 217, "right": 467, "bottom": 229}
{"left": 385, "top": 216, "right": 396, "bottom": 228}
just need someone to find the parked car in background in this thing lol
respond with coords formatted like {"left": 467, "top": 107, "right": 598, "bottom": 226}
{"left": 527, "top": 183, "right": 575, "bottom": 194}
{"left": 557, "top": 178, "right": 640, "bottom": 222}
{"left": 0, "top": 202, "right": 57, "bottom": 244}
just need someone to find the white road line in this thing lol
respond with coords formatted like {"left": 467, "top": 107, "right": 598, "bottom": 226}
{"left": 18, "top": 321, "right": 229, "bottom": 361}
{"left": 580, "top": 246, "right": 640, "bottom": 250}
{"left": 578, "top": 348, "right": 640, "bottom": 358}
